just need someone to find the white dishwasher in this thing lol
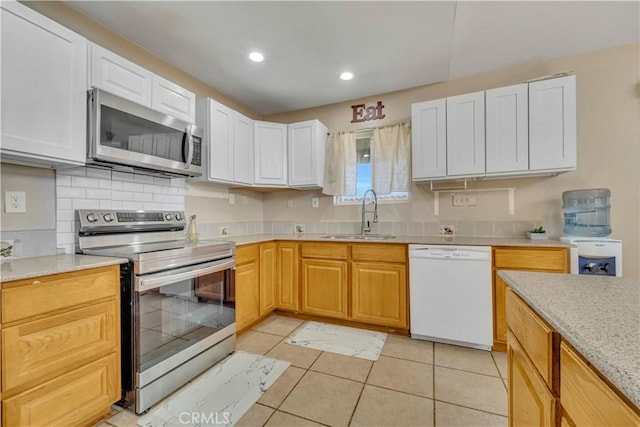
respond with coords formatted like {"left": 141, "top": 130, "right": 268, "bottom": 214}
{"left": 409, "top": 244, "right": 492, "bottom": 351}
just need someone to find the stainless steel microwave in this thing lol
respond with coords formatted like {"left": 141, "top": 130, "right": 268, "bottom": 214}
{"left": 87, "top": 88, "right": 203, "bottom": 177}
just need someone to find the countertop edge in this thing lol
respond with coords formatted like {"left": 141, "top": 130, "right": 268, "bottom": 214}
{"left": 1, "top": 254, "right": 129, "bottom": 283}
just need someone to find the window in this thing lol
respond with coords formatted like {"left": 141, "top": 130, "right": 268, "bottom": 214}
{"left": 336, "top": 133, "right": 410, "bottom": 205}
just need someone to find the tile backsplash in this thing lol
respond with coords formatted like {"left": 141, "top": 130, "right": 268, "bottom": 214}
{"left": 56, "top": 166, "right": 186, "bottom": 254}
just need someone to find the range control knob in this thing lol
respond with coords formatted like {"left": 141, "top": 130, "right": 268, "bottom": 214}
{"left": 175, "top": 213, "right": 183, "bottom": 221}
{"left": 165, "top": 213, "right": 173, "bottom": 221}
{"left": 86, "top": 213, "right": 98, "bottom": 223}
{"left": 103, "top": 213, "right": 115, "bottom": 222}
{"left": 600, "top": 263, "right": 610, "bottom": 273}
{"left": 583, "top": 262, "right": 597, "bottom": 272}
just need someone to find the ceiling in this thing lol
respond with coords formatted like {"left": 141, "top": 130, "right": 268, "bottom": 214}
{"left": 66, "top": 1, "right": 639, "bottom": 116}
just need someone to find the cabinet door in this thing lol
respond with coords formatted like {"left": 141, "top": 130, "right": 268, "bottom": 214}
{"left": 446, "top": 91, "right": 485, "bottom": 177}
{"left": 259, "top": 243, "right": 277, "bottom": 316}
{"left": 508, "top": 331, "right": 558, "bottom": 427}
{"left": 254, "top": 121, "right": 288, "bottom": 186}
{"left": 3, "top": 353, "right": 119, "bottom": 427}
{"left": 288, "top": 120, "right": 328, "bottom": 188}
{"left": 301, "top": 259, "right": 348, "bottom": 319}
{"left": 235, "top": 261, "right": 259, "bottom": 332}
{"left": 233, "top": 112, "right": 255, "bottom": 185}
{"left": 1, "top": 2, "right": 87, "bottom": 166}
{"left": 493, "top": 272, "right": 508, "bottom": 349}
{"left": 529, "top": 75, "right": 576, "bottom": 171}
{"left": 351, "top": 262, "right": 407, "bottom": 328}
{"left": 486, "top": 83, "right": 529, "bottom": 174}
{"left": 89, "top": 43, "right": 152, "bottom": 107}
{"left": 277, "top": 242, "right": 299, "bottom": 311}
{"left": 411, "top": 99, "right": 447, "bottom": 179}
{"left": 151, "top": 75, "right": 196, "bottom": 122}
{"left": 206, "top": 99, "right": 235, "bottom": 183}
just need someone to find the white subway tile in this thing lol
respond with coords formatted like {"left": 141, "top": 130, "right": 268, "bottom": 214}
{"left": 86, "top": 189, "right": 112, "bottom": 199}
{"left": 100, "top": 200, "right": 113, "bottom": 209}
{"left": 163, "top": 186, "right": 178, "bottom": 195}
{"left": 134, "top": 174, "right": 155, "bottom": 184}
{"left": 56, "top": 175, "right": 71, "bottom": 187}
{"left": 86, "top": 167, "right": 112, "bottom": 179}
{"left": 112, "top": 191, "right": 134, "bottom": 201}
{"left": 153, "top": 194, "right": 170, "bottom": 203}
{"left": 111, "top": 181, "right": 123, "bottom": 191}
{"left": 57, "top": 198, "right": 72, "bottom": 210}
{"left": 56, "top": 221, "right": 73, "bottom": 233}
{"left": 57, "top": 167, "right": 87, "bottom": 177}
{"left": 57, "top": 187, "right": 87, "bottom": 198}
{"left": 153, "top": 177, "right": 171, "bottom": 186}
{"left": 112, "top": 171, "right": 136, "bottom": 182}
{"left": 57, "top": 232, "right": 76, "bottom": 244}
{"left": 100, "top": 179, "right": 112, "bottom": 189}
{"left": 57, "top": 244, "right": 74, "bottom": 255}
{"left": 71, "top": 176, "right": 101, "bottom": 188}
{"left": 171, "top": 178, "right": 186, "bottom": 188}
{"left": 56, "top": 210, "right": 75, "bottom": 221}
{"left": 123, "top": 201, "right": 145, "bottom": 210}
{"left": 170, "top": 196, "right": 184, "bottom": 204}
{"left": 73, "top": 199, "right": 100, "bottom": 210}
{"left": 143, "top": 202, "right": 163, "bottom": 210}
{"left": 144, "top": 184, "right": 163, "bottom": 194}
{"left": 123, "top": 182, "right": 144, "bottom": 192}
{"left": 111, "top": 201, "right": 123, "bottom": 210}
{"left": 135, "top": 192, "right": 153, "bottom": 202}
{"left": 162, "top": 203, "right": 181, "bottom": 210}
{"left": 177, "top": 188, "right": 186, "bottom": 196}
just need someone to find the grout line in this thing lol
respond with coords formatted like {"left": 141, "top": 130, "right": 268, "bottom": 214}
{"left": 432, "top": 342, "right": 437, "bottom": 426}
{"left": 432, "top": 398, "right": 508, "bottom": 419}
{"left": 432, "top": 363, "right": 503, "bottom": 380}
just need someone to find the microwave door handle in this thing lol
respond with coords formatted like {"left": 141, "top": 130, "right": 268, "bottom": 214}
{"left": 184, "top": 126, "right": 194, "bottom": 169}
{"left": 136, "top": 258, "right": 235, "bottom": 292}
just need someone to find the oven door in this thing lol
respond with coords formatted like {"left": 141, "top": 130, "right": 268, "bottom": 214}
{"left": 134, "top": 257, "right": 235, "bottom": 388}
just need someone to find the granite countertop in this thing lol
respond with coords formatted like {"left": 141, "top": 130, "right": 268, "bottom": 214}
{"left": 0, "top": 254, "right": 128, "bottom": 283}
{"left": 498, "top": 270, "right": 640, "bottom": 409}
{"left": 223, "top": 233, "right": 571, "bottom": 248}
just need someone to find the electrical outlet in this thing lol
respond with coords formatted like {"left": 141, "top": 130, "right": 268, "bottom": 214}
{"left": 5, "top": 191, "right": 26, "bottom": 213}
{"left": 228, "top": 194, "right": 235, "bottom": 205}
{"left": 220, "top": 226, "right": 230, "bottom": 236}
{"left": 452, "top": 194, "right": 477, "bottom": 207}
{"left": 311, "top": 198, "right": 319, "bottom": 208}
{"left": 440, "top": 224, "right": 456, "bottom": 236}
{"left": 287, "top": 199, "right": 294, "bottom": 208}
{"left": 294, "top": 223, "right": 305, "bottom": 234}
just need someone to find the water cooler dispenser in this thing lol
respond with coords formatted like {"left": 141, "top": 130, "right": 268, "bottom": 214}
{"left": 561, "top": 188, "right": 622, "bottom": 276}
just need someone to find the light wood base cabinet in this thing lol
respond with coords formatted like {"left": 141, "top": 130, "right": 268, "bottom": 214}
{"left": 277, "top": 242, "right": 299, "bottom": 311}
{"left": 351, "top": 262, "right": 407, "bottom": 328}
{"left": 259, "top": 242, "right": 277, "bottom": 315}
{"left": 301, "top": 259, "right": 348, "bottom": 319}
{"left": 235, "top": 244, "right": 260, "bottom": 332}
{"left": 1, "top": 265, "right": 120, "bottom": 427}
{"left": 493, "top": 247, "right": 568, "bottom": 351}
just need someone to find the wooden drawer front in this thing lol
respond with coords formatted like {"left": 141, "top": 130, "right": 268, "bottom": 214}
{"left": 3, "top": 353, "right": 119, "bottom": 427}
{"left": 301, "top": 243, "right": 348, "bottom": 260}
{"left": 1, "top": 266, "right": 119, "bottom": 324}
{"left": 236, "top": 244, "right": 259, "bottom": 265}
{"left": 352, "top": 244, "right": 406, "bottom": 263}
{"left": 508, "top": 330, "right": 558, "bottom": 427}
{"left": 506, "top": 288, "right": 558, "bottom": 390}
{"left": 494, "top": 248, "right": 567, "bottom": 271}
{"left": 561, "top": 342, "right": 640, "bottom": 426}
{"left": 2, "top": 300, "right": 119, "bottom": 393}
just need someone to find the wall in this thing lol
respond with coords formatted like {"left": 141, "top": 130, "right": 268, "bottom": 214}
{"left": 0, "top": 164, "right": 57, "bottom": 258}
{"left": 265, "top": 44, "right": 640, "bottom": 277}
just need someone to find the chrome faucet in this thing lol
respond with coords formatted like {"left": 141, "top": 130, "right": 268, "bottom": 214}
{"left": 361, "top": 189, "right": 378, "bottom": 234}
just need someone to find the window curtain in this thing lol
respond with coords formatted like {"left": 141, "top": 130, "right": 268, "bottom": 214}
{"left": 372, "top": 122, "right": 411, "bottom": 194}
{"left": 322, "top": 131, "right": 357, "bottom": 196}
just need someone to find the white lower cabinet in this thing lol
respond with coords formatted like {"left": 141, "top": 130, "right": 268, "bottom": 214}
{"left": 254, "top": 121, "right": 288, "bottom": 187}
{"left": 287, "top": 120, "right": 328, "bottom": 188}
{"left": 1, "top": 1, "right": 87, "bottom": 166}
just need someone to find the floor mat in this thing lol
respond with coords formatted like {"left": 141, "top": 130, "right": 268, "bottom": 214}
{"left": 137, "top": 351, "right": 290, "bottom": 426}
{"left": 285, "top": 321, "right": 387, "bottom": 361}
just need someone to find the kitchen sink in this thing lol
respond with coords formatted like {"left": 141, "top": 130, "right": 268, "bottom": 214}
{"left": 321, "top": 234, "right": 396, "bottom": 241}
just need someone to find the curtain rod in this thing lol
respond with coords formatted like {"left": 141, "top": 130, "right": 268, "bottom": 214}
{"left": 327, "top": 117, "right": 411, "bottom": 136}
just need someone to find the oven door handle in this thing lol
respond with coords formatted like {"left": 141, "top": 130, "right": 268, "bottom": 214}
{"left": 136, "top": 258, "right": 235, "bottom": 292}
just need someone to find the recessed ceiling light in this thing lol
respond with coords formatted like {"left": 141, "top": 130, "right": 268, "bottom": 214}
{"left": 249, "top": 52, "right": 264, "bottom": 63}
{"left": 340, "top": 71, "right": 354, "bottom": 81}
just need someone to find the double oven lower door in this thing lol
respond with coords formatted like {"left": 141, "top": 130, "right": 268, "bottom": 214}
{"left": 123, "top": 256, "right": 236, "bottom": 414}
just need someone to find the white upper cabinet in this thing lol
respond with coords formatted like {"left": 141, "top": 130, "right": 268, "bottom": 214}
{"left": 89, "top": 43, "right": 153, "bottom": 107}
{"left": 89, "top": 42, "right": 195, "bottom": 123}
{"left": 529, "top": 75, "right": 576, "bottom": 172}
{"left": 233, "top": 112, "right": 254, "bottom": 185}
{"left": 254, "top": 121, "right": 288, "bottom": 187}
{"left": 446, "top": 91, "right": 485, "bottom": 177}
{"left": 411, "top": 99, "right": 447, "bottom": 180}
{"left": 199, "top": 98, "right": 234, "bottom": 183}
{"left": 1, "top": 2, "right": 87, "bottom": 166}
{"left": 485, "top": 83, "right": 529, "bottom": 175}
{"left": 151, "top": 75, "right": 196, "bottom": 123}
{"left": 287, "top": 120, "right": 328, "bottom": 188}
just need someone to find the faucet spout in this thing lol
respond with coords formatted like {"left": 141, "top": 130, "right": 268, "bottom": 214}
{"left": 361, "top": 189, "right": 378, "bottom": 235}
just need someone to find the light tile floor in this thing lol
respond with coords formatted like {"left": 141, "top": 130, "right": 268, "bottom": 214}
{"left": 101, "top": 315, "right": 508, "bottom": 427}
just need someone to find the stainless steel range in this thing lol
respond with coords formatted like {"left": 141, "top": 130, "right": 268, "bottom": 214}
{"left": 77, "top": 210, "right": 236, "bottom": 414}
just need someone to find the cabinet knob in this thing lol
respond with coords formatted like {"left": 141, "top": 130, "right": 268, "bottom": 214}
{"left": 32, "top": 280, "right": 41, "bottom": 285}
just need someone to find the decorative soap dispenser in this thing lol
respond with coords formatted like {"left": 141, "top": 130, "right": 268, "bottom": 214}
{"left": 186, "top": 214, "right": 200, "bottom": 243}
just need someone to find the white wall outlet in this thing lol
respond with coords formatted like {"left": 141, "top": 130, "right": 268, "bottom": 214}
{"left": 294, "top": 223, "right": 305, "bottom": 234}
{"left": 287, "top": 199, "right": 294, "bottom": 208}
{"left": 440, "top": 224, "right": 456, "bottom": 236}
{"left": 228, "top": 194, "right": 235, "bottom": 205}
{"left": 452, "top": 194, "right": 477, "bottom": 207}
{"left": 5, "top": 191, "right": 26, "bottom": 213}
{"left": 311, "top": 197, "right": 319, "bottom": 208}
{"left": 220, "top": 226, "right": 230, "bottom": 236}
